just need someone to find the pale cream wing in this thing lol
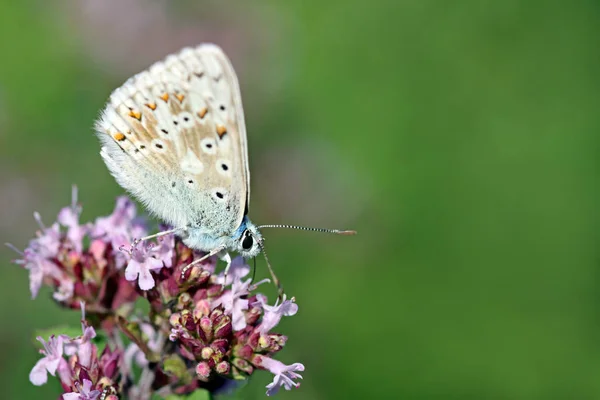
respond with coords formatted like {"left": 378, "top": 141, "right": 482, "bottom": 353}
{"left": 95, "top": 44, "right": 250, "bottom": 236}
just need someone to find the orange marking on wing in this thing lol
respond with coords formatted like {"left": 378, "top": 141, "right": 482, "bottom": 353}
{"left": 216, "top": 124, "right": 227, "bottom": 138}
{"left": 128, "top": 110, "right": 142, "bottom": 121}
{"left": 160, "top": 93, "right": 169, "bottom": 102}
{"left": 175, "top": 94, "right": 185, "bottom": 103}
{"left": 145, "top": 103, "right": 157, "bottom": 110}
{"left": 197, "top": 107, "right": 208, "bottom": 119}
{"left": 113, "top": 132, "right": 126, "bottom": 141}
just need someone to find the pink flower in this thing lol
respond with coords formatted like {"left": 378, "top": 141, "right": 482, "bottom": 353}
{"left": 22, "top": 248, "right": 63, "bottom": 299}
{"left": 64, "top": 303, "right": 97, "bottom": 368}
{"left": 153, "top": 233, "right": 174, "bottom": 268}
{"left": 255, "top": 294, "right": 298, "bottom": 334}
{"left": 216, "top": 278, "right": 250, "bottom": 331}
{"left": 62, "top": 379, "right": 101, "bottom": 400}
{"left": 213, "top": 258, "right": 265, "bottom": 331}
{"left": 124, "top": 239, "right": 173, "bottom": 290}
{"left": 32, "top": 211, "right": 62, "bottom": 257}
{"left": 29, "top": 335, "right": 67, "bottom": 386}
{"left": 91, "top": 196, "right": 137, "bottom": 239}
{"left": 258, "top": 357, "right": 304, "bottom": 396}
{"left": 57, "top": 186, "right": 87, "bottom": 253}
{"left": 91, "top": 196, "right": 147, "bottom": 269}
{"left": 215, "top": 256, "right": 250, "bottom": 285}
{"left": 52, "top": 279, "right": 75, "bottom": 302}
{"left": 8, "top": 211, "right": 71, "bottom": 299}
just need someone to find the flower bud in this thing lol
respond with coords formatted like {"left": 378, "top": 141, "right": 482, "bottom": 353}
{"left": 210, "top": 308, "right": 225, "bottom": 325}
{"left": 161, "top": 275, "right": 181, "bottom": 300}
{"left": 272, "top": 334, "right": 287, "bottom": 346}
{"left": 258, "top": 334, "right": 270, "bottom": 350}
{"left": 246, "top": 329, "right": 259, "bottom": 344}
{"left": 200, "top": 316, "right": 213, "bottom": 341}
{"left": 211, "top": 338, "right": 228, "bottom": 355}
{"left": 97, "top": 377, "right": 114, "bottom": 389}
{"left": 214, "top": 315, "right": 232, "bottom": 338}
{"left": 232, "top": 358, "right": 253, "bottom": 374}
{"left": 192, "top": 307, "right": 203, "bottom": 322}
{"left": 169, "top": 312, "right": 182, "bottom": 327}
{"left": 195, "top": 299, "right": 211, "bottom": 317}
{"left": 200, "top": 346, "right": 214, "bottom": 360}
{"left": 196, "top": 269, "right": 211, "bottom": 285}
{"left": 181, "top": 310, "right": 195, "bottom": 331}
{"left": 245, "top": 306, "right": 261, "bottom": 325}
{"left": 188, "top": 265, "right": 206, "bottom": 282}
{"left": 207, "top": 283, "right": 223, "bottom": 297}
{"left": 177, "top": 292, "right": 192, "bottom": 310}
{"left": 216, "top": 361, "right": 230, "bottom": 375}
{"left": 235, "top": 344, "right": 253, "bottom": 359}
{"left": 195, "top": 361, "right": 211, "bottom": 380}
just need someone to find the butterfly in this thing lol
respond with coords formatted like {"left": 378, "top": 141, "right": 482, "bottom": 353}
{"left": 94, "top": 44, "right": 355, "bottom": 295}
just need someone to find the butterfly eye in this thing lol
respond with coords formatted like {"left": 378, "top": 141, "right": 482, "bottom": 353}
{"left": 241, "top": 232, "right": 254, "bottom": 250}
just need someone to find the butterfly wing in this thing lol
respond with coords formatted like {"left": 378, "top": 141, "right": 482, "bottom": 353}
{"left": 95, "top": 44, "right": 250, "bottom": 237}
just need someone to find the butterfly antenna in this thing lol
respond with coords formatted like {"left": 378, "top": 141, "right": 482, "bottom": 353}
{"left": 250, "top": 257, "right": 257, "bottom": 285}
{"left": 257, "top": 224, "right": 357, "bottom": 235}
{"left": 256, "top": 238, "right": 284, "bottom": 300}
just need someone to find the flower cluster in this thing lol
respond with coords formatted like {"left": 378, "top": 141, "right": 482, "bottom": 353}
{"left": 8, "top": 187, "right": 303, "bottom": 398}
{"left": 30, "top": 304, "right": 121, "bottom": 400}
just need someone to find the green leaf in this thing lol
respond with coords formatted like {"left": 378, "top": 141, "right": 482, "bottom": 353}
{"left": 162, "top": 354, "right": 193, "bottom": 384}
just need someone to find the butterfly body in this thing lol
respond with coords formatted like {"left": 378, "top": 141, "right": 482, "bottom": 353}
{"left": 182, "top": 215, "right": 263, "bottom": 258}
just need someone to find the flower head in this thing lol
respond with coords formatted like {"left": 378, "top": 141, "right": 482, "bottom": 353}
{"left": 16, "top": 189, "right": 304, "bottom": 398}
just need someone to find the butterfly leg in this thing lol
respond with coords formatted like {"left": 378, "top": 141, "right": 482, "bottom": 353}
{"left": 180, "top": 245, "right": 225, "bottom": 279}
{"left": 133, "top": 227, "right": 186, "bottom": 246}
{"left": 220, "top": 252, "right": 232, "bottom": 292}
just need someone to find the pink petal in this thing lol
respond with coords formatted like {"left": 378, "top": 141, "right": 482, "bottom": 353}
{"left": 28, "top": 266, "right": 43, "bottom": 299}
{"left": 138, "top": 268, "right": 155, "bottom": 290}
{"left": 124, "top": 260, "right": 140, "bottom": 281}
{"left": 280, "top": 302, "right": 298, "bottom": 316}
{"left": 29, "top": 358, "right": 49, "bottom": 386}
{"left": 46, "top": 355, "right": 61, "bottom": 375}
{"left": 147, "top": 257, "right": 164, "bottom": 271}
{"left": 57, "top": 208, "right": 77, "bottom": 227}
{"left": 78, "top": 342, "right": 93, "bottom": 368}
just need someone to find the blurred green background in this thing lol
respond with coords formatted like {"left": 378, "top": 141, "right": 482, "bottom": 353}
{"left": 1, "top": 0, "right": 599, "bottom": 398}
